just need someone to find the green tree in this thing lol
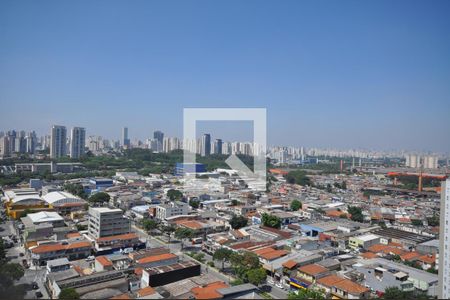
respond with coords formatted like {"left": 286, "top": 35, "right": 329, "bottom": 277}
{"left": 59, "top": 288, "right": 80, "bottom": 300}
{"left": 142, "top": 219, "right": 158, "bottom": 232}
{"left": 64, "top": 183, "right": 87, "bottom": 199}
{"left": 229, "top": 214, "right": 248, "bottom": 229}
{"left": 167, "top": 189, "right": 183, "bottom": 201}
{"left": 285, "top": 170, "right": 311, "bottom": 186}
{"left": 160, "top": 225, "right": 176, "bottom": 244}
{"left": 213, "top": 248, "right": 233, "bottom": 270}
{"left": 189, "top": 199, "right": 200, "bottom": 209}
{"left": 246, "top": 268, "right": 267, "bottom": 286}
{"left": 287, "top": 289, "right": 325, "bottom": 299}
{"left": 382, "top": 286, "right": 411, "bottom": 299}
{"left": 230, "top": 251, "right": 261, "bottom": 280}
{"left": 174, "top": 227, "right": 194, "bottom": 249}
{"left": 261, "top": 213, "right": 281, "bottom": 229}
{"left": 0, "top": 263, "right": 26, "bottom": 298}
{"left": 411, "top": 219, "right": 423, "bottom": 226}
{"left": 88, "top": 192, "right": 110, "bottom": 204}
{"left": 230, "top": 278, "right": 244, "bottom": 286}
{"left": 0, "top": 240, "right": 6, "bottom": 262}
{"left": 427, "top": 214, "right": 439, "bottom": 227}
{"left": 326, "top": 183, "right": 333, "bottom": 193}
{"left": 348, "top": 206, "right": 364, "bottom": 223}
{"left": 290, "top": 200, "right": 302, "bottom": 211}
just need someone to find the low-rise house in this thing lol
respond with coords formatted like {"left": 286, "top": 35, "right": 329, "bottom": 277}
{"left": 46, "top": 258, "right": 71, "bottom": 274}
{"left": 30, "top": 240, "right": 92, "bottom": 266}
{"left": 330, "top": 278, "right": 370, "bottom": 299}
{"left": 95, "top": 233, "right": 142, "bottom": 251}
{"left": 95, "top": 256, "right": 114, "bottom": 272}
{"left": 293, "top": 264, "right": 330, "bottom": 288}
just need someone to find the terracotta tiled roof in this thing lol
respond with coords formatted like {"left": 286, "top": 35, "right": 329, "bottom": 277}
{"left": 333, "top": 278, "right": 369, "bottom": 294}
{"left": 282, "top": 260, "right": 298, "bottom": 269}
{"left": 253, "top": 247, "right": 276, "bottom": 255}
{"left": 418, "top": 254, "right": 436, "bottom": 264}
{"left": 96, "top": 256, "right": 113, "bottom": 267}
{"left": 137, "top": 286, "right": 156, "bottom": 297}
{"left": 360, "top": 252, "right": 378, "bottom": 259}
{"left": 110, "top": 293, "right": 131, "bottom": 299}
{"left": 260, "top": 249, "right": 288, "bottom": 261}
{"left": 137, "top": 253, "right": 177, "bottom": 264}
{"left": 31, "top": 241, "right": 91, "bottom": 254}
{"left": 97, "top": 233, "right": 138, "bottom": 242}
{"left": 400, "top": 251, "right": 420, "bottom": 261}
{"left": 367, "top": 244, "right": 389, "bottom": 253}
{"left": 298, "top": 264, "right": 328, "bottom": 276}
{"left": 66, "top": 241, "right": 91, "bottom": 249}
{"left": 191, "top": 281, "right": 229, "bottom": 299}
{"left": 66, "top": 232, "right": 82, "bottom": 238}
{"left": 179, "top": 221, "right": 205, "bottom": 230}
{"left": 317, "top": 274, "right": 345, "bottom": 287}
{"left": 30, "top": 243, "right": 64, "bottom": 254}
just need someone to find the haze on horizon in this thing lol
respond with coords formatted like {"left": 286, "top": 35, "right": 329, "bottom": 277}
{"left": 1, "top": 0, "right": 449, "bottom": 153}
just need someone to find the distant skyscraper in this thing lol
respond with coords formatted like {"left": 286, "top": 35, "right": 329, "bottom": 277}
{"left": 70, "top": 127, "right": 86, "bottom": 159}
{"left": 439, "top": 179, "right": 450, "bottom": 299}
{"left": 122, "top": 127, "right": 130, "bottom": 148}
{"left": 50, "top": 125, "right": 67, "bottom": 159}
{"left": 214, "top": 139, "right": 223, "bottom": 155}
{"left": 201, "top": 134, "right": 211, "bottom": 157}
{"left": 153, "top": 130, "right": 164, "bottom": 152}
{"left": 0, "top": 136, "right": 10, "bottom": 158}
{"left": 25, "top": 131, "right": 36, "bottom": 154}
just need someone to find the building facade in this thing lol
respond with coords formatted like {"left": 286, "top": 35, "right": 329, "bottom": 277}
{"left": 50, "top": 125, "right": 67, "bottom": 159}
{"left": 88, "top": 207, "right": 131, "bottom": 239}
{"left": 70, "top": 127, "right": 86, "bottom": 159}
{"left": 439, "top": 179, "right": 450, "bottom": 299}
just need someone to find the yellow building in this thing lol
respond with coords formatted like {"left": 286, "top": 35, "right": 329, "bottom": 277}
{"left": 3, "top": 188, "right": 52, "bottom": 219}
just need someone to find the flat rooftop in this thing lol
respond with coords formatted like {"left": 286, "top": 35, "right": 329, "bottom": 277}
{"left": 371, "top": 228, "right": 433, "bottom": 244}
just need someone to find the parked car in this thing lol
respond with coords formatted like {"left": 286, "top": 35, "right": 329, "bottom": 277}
{"left": 35, "top": 291, "right": 43, "bottom": 298}
{"left": 32, "top": 282, "right": 39, "bottom": 290}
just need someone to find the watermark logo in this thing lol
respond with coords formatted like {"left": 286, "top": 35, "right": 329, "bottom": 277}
{"left": 183, "top": 108, "right": 267, "bottom": 191}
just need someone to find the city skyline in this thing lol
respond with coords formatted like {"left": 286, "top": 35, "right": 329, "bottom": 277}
{"left": 1, "top": 1, "right": 450, "bottom": 152}
{"left": 1, "top": 124, "right": 449, "bottom": 157}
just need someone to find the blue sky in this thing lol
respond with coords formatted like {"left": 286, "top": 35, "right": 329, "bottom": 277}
{"left": 1, "top": 0, "right": 449, "bottom": 152}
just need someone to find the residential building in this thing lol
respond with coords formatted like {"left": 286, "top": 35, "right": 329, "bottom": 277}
{"left": 70, "top": 127, "right": 86, "bottom": 159}
{"left": 214, "top": 139, "right": 223, "bottom": 154}
{"left": 154, "top": 202, "right": 189, "bottom": 221}
{"left": 201, "top": 133, "right": 211, "bottom": 156}
{"left": 50, "top": 125, "right": 67, "bottom": 158}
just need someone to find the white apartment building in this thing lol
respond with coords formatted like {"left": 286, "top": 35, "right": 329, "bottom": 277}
{"left": 155, "top": 201, "right": 189, "bottom": 220}
{"left": 439, "top": 179, "right": 450, "bottom": 299}
{"left": 88, "top": 207, "right": 131, "bottom": 239}
{"left": 70, "top": 127, "right": 86, "bottom": 159}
